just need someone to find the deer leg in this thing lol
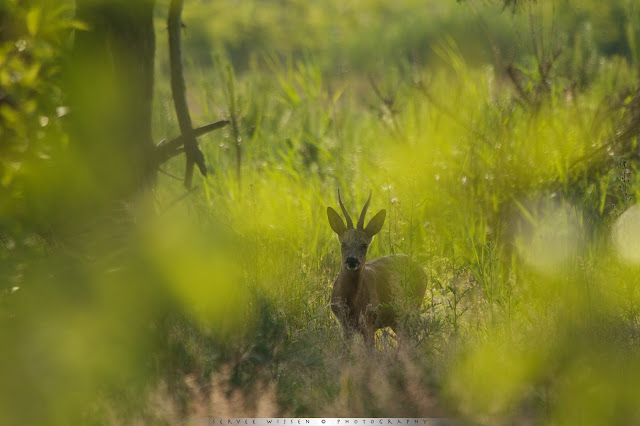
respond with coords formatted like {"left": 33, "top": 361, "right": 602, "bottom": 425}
{"left": 341, "top": 324, "right": 355, "bottom": 343}
{"left": 363, "top": 330, "right": 375, "bottom": 348}
{"left": 332, "top": 300, "right": 352, "bottom": 341}
{"left": 358, "top": 322, "right": 376, "bottom": 348}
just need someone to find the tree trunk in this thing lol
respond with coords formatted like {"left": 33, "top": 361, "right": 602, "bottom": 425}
{"left": 66, "top": 0, "right": 156, "bottom": 209}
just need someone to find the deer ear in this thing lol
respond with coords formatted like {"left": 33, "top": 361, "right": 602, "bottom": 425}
{"left": 365, "top": 209, "right": 386, "bottom": 238}
{"left": 327, "top": 207, "right": 347, "bottom": 236}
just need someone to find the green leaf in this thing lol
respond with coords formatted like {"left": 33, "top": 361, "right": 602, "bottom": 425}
{"left": 26, "top": 8, "right": 41, "bottom": 36}
{"left": 511, "top": 197, "right": 537, "bottom": 227}
{"left": 69, "top": 20, "right": 90, "bottom": 31}
{"left": 0, "top": 104, "right": 19, "bottom": 125}
{"left": 23, "top": 63, "right": 41, "bottom": 86}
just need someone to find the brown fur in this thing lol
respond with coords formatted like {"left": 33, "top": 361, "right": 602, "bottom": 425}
{"left": 327, "top": 192, "right": 427, "bottom": 345}
{"left": 331, "top": 254, "right": 427, "bottom": 344}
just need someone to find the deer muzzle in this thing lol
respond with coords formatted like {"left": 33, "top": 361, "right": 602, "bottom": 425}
{"left": 345, "top": 256, "right": 360, "bottom": 271}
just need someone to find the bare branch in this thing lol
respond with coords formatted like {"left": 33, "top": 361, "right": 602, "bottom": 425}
{"left": 155, "top": 119, "right": 230, "bottom": 164}
{"left": 168, "top": 0, "right": 206, "bottom": 188}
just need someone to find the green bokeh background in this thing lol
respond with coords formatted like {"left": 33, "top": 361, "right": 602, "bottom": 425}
{"left": 2, "top": 0, "right": 640, "bottom": 424}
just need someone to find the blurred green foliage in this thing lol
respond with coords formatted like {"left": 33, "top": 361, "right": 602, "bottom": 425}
{"left": 2, "top": 0, "right": 640, "bottom": 424}
{"left": 0, "top": 0, "right": 85, "bottom": 232}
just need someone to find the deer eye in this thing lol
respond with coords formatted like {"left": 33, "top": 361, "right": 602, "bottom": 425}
{"left": 340, "top": 243, "right": 346, "bottom": 249}
{"left": 362, "top": 243, "right": 369, "bottom": 250}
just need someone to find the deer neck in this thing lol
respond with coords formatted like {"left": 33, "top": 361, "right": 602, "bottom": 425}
{"left": 338, "top": 264, "right": 365, "bottom": 299}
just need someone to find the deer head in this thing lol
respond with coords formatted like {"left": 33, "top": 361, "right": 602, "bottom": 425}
{"left": 327, "top": 190, "right": 386, "bottom": 272}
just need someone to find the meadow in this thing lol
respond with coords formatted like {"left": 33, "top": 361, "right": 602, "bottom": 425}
{"left": 2, "top": 0, "right": 640, "bottom": 424}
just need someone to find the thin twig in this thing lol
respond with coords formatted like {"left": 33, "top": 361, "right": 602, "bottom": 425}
{"left": 225, "top": 64, "right": 242, "bottom": 190}
{"left": 158, "top": 168, "right": 183, "bottom": 181}
{"left": 506, "top": 63, "right": 531, "bottom": 106}
{"left": 369, "top": 74, "right": 404, "bottom": 140}
{"left": 162, "top": 186, "right": 200, "bottom": 212}
{"left": 368, "top": 74, "right": 396, "bottom": 111}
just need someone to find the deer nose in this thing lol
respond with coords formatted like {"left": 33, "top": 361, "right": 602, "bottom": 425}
{"left": 346, "top": 257, "right": 360, "bottom": 270}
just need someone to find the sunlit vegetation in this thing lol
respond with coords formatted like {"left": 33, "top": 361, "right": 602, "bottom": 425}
{"left": 2, "top": 0, "right": 640, "bottom": 424}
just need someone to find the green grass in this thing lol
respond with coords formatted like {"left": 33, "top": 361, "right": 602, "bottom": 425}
{"left": 148, "top": 2, "right": 640, "bottom": 421}
{"left": 2, "top": 0, "right": 640, "bottom": 424}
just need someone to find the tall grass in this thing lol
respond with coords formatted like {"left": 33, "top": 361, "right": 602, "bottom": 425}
{"left": 150, "top": 2, "right": 640, "bottom": 418}
{"left": 2, "top": 0, "right": 640, "bottom": 424}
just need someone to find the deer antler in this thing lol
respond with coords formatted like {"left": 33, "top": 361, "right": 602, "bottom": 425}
{"left": 357, "top": 190, "right": 372, "bottom": 230}
{"left": 338, "top": 189, "right": 354, "bottom": 229}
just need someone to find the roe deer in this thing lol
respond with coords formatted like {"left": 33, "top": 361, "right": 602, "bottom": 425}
{"left": 327, "top": 190, "right": 428, "bottom": 345}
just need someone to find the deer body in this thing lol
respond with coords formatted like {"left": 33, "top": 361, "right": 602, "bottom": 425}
{"left": 327, "top": 191, "right": 427, "bottom": 345}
